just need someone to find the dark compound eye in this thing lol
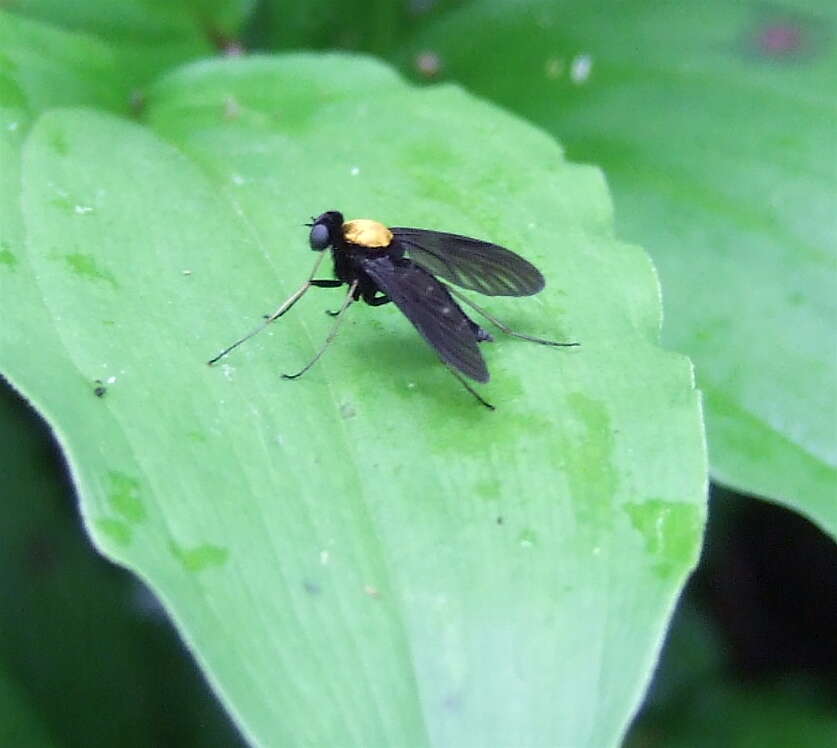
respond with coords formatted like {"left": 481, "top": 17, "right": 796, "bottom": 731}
{"left": 309, "top": 223, "right": 331, "bottom": 250}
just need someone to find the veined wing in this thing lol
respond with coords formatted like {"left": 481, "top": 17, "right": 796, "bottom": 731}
{"left": 391, "top": 227, "right": 545, "bottom": 297}
{"left": 360, "top": 256, "right": 489, "bottom": 382}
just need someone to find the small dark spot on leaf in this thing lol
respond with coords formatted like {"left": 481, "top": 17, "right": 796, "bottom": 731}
{"left": 62, "top": 252, "right": 118, "bottom": 288}
{"left": 623, "top": 500, "right": 703, "bottom": 579}
{"left": 170, "top": 540, "right": 229, "bottom": 572}
{"left": 0, "top": 243, "right": 17, "bottom": 269}
{"left": 787, "top": 290, "right": 805, "bottom": 306}
{"left": 303, "top": 580, "right": 322, "bottom": 595}
{"left": 496, "top": 516, "right": 504, "bottom": 525}
{"left": 48, "top": 129, "right": 68, "bottom": 155}
{"left": 442, "top": 693, "right": 463, "bottom": 711}
{"left": 49, "top": 194, "right": 73, "bottom": 212}
{"left": 93, "top": 380, "right": 107, "bottom": 397}
{"left": 107, "top": 471, "right": 146, "bottom": 523}
{"left": 96, "top": 518, "right": 132, "bottom": 546}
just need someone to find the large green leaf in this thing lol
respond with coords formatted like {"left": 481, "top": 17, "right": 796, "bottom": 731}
{"left": 396, "top": 0, "right": 837, "bottom": 536}
{"left": 1, "top": 54, "right": 705, "bottom": 746}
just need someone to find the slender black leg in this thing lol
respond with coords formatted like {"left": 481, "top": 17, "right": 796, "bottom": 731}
{"left": 317, "top": 278, "right": 347, "bottom": 316}
{"left": 446, "top": 286, "right": 579, "bottom": 347}
{"left": 366, "top": 293, "right": 391, "bottom": 307}
{"left": 444, "top": 365, "right": 495, "bottom": 410}
{"left": 283, "top": 280, "right": 359, "bottom": 380}
{"left": 208, "top": 252, "right": 328, "bottom": 365}
{"left": 328, "top": 290, "right": 389, "bottom": 315}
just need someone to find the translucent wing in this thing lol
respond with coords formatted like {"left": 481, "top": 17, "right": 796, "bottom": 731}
{"left": 391, "top": 227, "right": 545, "bottom": 297}
{"left": 360, "top": 256, "right": 489, "bottom": 382}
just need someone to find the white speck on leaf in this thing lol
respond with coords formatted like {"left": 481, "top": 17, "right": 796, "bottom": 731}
{"left": 74, "top": 205, "right": 93, "bottom": 215}
{"left": 350, "top": 166, "right": 360, "bottom": 176}
{"left": 223, "top": 95, "right": 240, "bottom": 119}
{"left": 570, "top": 54, "right": 593, "bottom": 84}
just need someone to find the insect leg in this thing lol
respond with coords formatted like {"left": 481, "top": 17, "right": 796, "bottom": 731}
{"left": 283, "top": 280, "right": 359, "bottom": 380}
{"left": 444, "top": 364, "right": 495, "bottom": 410}
{"left": 327, "top": 287, "right": 388, "bottom": 316}
{"left": 360, "top": 283, "right": 391, "bottom": 307}
{"left": 208, "top": 253, "right": 328, "bottom": 365}
{"left": 325, "top": 283, "right": 370, "bottom": 316}
{"left": 316, "top": 278, "right": 347, "bottom": 316}
{"left": 365, "top": 293, "right": 391, "bottom": 307}
{"left": 445, "top": 286, "right": 579, "bottom": 347}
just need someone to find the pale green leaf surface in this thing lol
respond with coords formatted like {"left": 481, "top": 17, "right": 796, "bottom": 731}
{"left": 2, "top": 55, "right": 706, "bottom": 746}
{"left": 396, "top": 0, "right": 837, "bottom": 536}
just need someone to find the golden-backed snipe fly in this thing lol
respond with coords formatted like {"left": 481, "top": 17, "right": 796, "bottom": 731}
{"left": 208, "top": 211, "right": 577, "bottom": 409}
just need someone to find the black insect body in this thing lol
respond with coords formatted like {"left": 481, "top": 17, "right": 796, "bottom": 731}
{"left": 209, "top": 210, "right": 577, "bottom": 408}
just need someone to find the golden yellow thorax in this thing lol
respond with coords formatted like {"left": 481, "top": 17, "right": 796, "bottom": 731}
{"left": 342, "top": 219, "right": 393, "bottom": 248}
